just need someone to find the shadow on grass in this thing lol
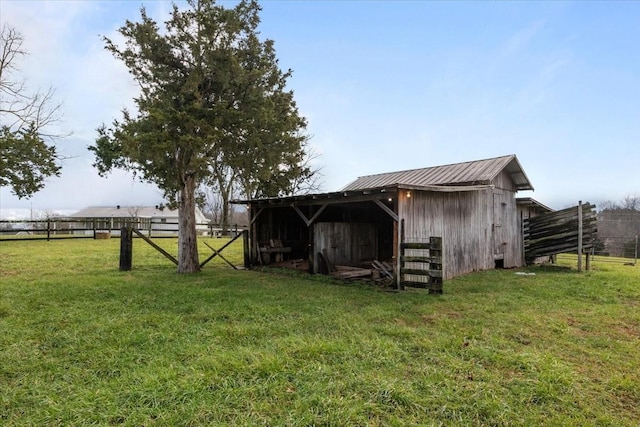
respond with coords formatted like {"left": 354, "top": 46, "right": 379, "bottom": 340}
{"left": 526, "top": 264, "right": 576, "bottom": 273}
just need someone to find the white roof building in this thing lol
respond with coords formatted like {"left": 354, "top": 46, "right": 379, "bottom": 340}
{"left": 70, "top": 205, "right": 209, "bottom": 224}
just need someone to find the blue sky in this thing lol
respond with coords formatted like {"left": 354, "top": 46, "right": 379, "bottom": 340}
{"left": 0, "top": 0, "right": 638, "bottom": 218}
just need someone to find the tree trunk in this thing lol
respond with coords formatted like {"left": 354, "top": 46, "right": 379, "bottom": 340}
{"left": 177, "top": 174, "right": 200, "bottom": 273}
{"left": 216, "top": 169, "right": 235, "bottom": 236}
{"left": 221, "top": 195, "right": 230, "bottom": 236}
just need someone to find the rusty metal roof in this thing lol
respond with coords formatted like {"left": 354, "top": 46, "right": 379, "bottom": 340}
{"left": 341, "top": 154, "right": 533, "bottom": 191}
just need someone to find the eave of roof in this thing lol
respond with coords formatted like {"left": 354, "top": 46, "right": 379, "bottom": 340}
{"left": 231, "top": 186, "right": 399, "bottom": 207}
{"left": 516, "top": 197, "right": 554, "bottom": 212}
{"left": 231, "top": 183, "right": 494, "bottom": 207}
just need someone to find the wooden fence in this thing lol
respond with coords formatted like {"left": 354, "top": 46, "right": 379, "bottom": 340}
{"left": 119, "top": 227, "right": 249, "bottom": 271}
{"left": 523, "top": 201, "right": 597, "bottom": 269}
{"left": 398, "top": 219, "right": 443, "bottom": 293}
{"left": 0, "top": 218, "right": 245, "bottom": 241}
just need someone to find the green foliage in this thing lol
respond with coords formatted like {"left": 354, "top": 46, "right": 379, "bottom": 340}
{"left": 1, "top": 241, "right": 639, "bottom": 425}
{"left": 88, "top": 0, "right": 311, "bottom": 201}
{"left": 0, "top": 25, "right": 64, "bottom": 199}
{"left": 0, "top": 125, "right": 61, "bottom": 198}
{"left": 88, "top": 0, "right": 311, "bottom": 271}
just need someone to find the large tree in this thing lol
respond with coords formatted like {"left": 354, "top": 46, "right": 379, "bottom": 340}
{"left": 89, "top": 0, "right": 312, "bottom": 273}
{"left": 0, "top": 25, "right": 63, "bottom": 198}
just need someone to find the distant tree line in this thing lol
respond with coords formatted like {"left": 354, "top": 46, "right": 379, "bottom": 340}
{"left": 596, "top": 196, "right": 640, "bottom": 258}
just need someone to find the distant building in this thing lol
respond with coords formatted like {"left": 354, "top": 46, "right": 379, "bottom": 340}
{"left": 69, "top": 205, "right": 210, "bottom": 235}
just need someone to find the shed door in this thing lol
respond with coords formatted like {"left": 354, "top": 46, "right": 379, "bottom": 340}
{"left": 493, "top": 193, "right": 504, "bottom": 260}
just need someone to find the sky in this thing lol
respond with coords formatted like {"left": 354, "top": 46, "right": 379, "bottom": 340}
{"left": 0, "top": 0, "right": 638, "bottom": 219}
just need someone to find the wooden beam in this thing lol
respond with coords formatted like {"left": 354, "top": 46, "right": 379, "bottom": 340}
{"left": 307, "top": 204, "right": 328, "bottom": 225}
{"left": 132, "top": 228, "right": 178, "bottom": 265}
{"left": 373, "top": 199, "right": 398, "bottom": 222}
{"left": 250, "top": 207, "right": 264, "bottom": 225}
{"left": 249, "top": 190, "right": 399, "bottom": 208}
{"left": 242, "top": 230, "right": 250, "bottom": 268}
{"left": 291, "top": 204, "right": 310, "bottom": 226}
{"left": 202, "top": 240, "right": 237, "bottom": 270}
{"left": 231, "top": 186, "right": 397, "bottom": 207}
{"left": 372, "top": 260, "right": 393, "bottom": 279}
{"left": 200, "top": 231, "right": 244, "bottom": 268}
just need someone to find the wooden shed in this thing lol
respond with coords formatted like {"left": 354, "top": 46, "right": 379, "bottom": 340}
{"left": 516, "top": 197, "right": 554, "bottom": 221}
{"left": 234, "top": 154, "right": 535, "bottom": 282}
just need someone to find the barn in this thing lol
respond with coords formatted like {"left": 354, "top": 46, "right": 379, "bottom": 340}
{"left": 236, "top": 154, "right": 537, "bottom": 283}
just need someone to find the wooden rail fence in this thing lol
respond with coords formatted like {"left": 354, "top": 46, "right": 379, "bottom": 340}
{"left": 118, "top": 227, "right": 249, "bottom": 271}
{"left": 0, "top": 218, "right": 246, "bottom": 241}
{"left": 524, "top": 201, "right": 597, "bottom": 269}
{"left": 398, "top": 219, "right": 443, "bottom": 293}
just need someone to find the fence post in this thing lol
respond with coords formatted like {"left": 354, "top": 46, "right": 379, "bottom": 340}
{"left": 243, "top": 229, "right": 250, "bottom": 268}
{"left": 635, "top": 235, "right": 638, "bottom": 266}
{"left": 119, "top": 227, "right": 133, "bottom": 271}
{"left": 397, "top": 219, "right": 405, "bottom": 290}
{"left": 428, "top": 236, "right": 443, "bottom": 294}
{"left": 47, "top": 219, "right": 51, "bottom": 241}
{"left": 577, "top": 201, "right": 583, "bottom": 272}
{"left": 93, "top": 219, "right": 97, "bottom": 239}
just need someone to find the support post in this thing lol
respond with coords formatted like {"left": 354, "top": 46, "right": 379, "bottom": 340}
{"left": 93, "top": 219, "right": 97, "bottom": 239}
{"left": 251, "top": 206, "right": 259, "bottom": 265}
{"left": 577, "top": 201, "right": 583, "bottom": 272}
{"left": 308, "top": 210, "right": 315, "bottom": 274}
{"left": 635, "top": 235, "right": 638, "bottom": 266}
{"left": 397, "top": 219, "right": 405, "bottom": 290}
{"left": 47, "top": 219, "right": 51, "bottom": 241}
{"left": 243, "top": 229, "right": 250, "bottom": 268}
{"left": 119, "top": 227, "right": 133, "bottom": 271}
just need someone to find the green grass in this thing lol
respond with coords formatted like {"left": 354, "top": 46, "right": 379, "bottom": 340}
{"left": 1, "top": 239, "right": 639, "bottom": 426}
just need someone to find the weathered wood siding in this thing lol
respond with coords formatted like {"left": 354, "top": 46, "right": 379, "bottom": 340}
{"left": 313, "top": 222, "right": 378, "bottom": 272}
{"left": 492, "top": 188, "right": 522, "bottom": 268}
{"left": 398, "top": 186, "right": 522, "bottom": 279}
{"left": 492, "top": 169, "right": 518, "bottom": 192}
{"left": 491, "top": 170, "right": 522, "bottom": 268}
{"left": 518, "top": 205, "right": 537, "bottom": 220}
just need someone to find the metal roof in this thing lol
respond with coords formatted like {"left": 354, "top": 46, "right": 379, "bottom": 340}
{"left": 516, "top": 197, "right": 554, "bottom": 213}
{"left": 341, "top": 154, "right": 533, "bottom": 191}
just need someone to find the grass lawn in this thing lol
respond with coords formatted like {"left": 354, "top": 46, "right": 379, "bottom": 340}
{"left": 1, "top": 238, "right": 639, "bottom": 426}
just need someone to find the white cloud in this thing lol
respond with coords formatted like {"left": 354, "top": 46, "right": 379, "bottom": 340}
{"left": 502, "top": 19, "right": 547, "bottom": 56}
{"left": 0, "top": 1, "right": 154, "bottom": 210}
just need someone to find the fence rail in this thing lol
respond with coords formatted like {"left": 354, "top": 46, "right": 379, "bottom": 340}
{"left": 524, "top": 202, "right": 597, "bottom": 265}
{"left": 0, "top": 218, "right": 246, "bottom": 241}
{"left": 398, "top": 219, "right": 443, "bottom": 293}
